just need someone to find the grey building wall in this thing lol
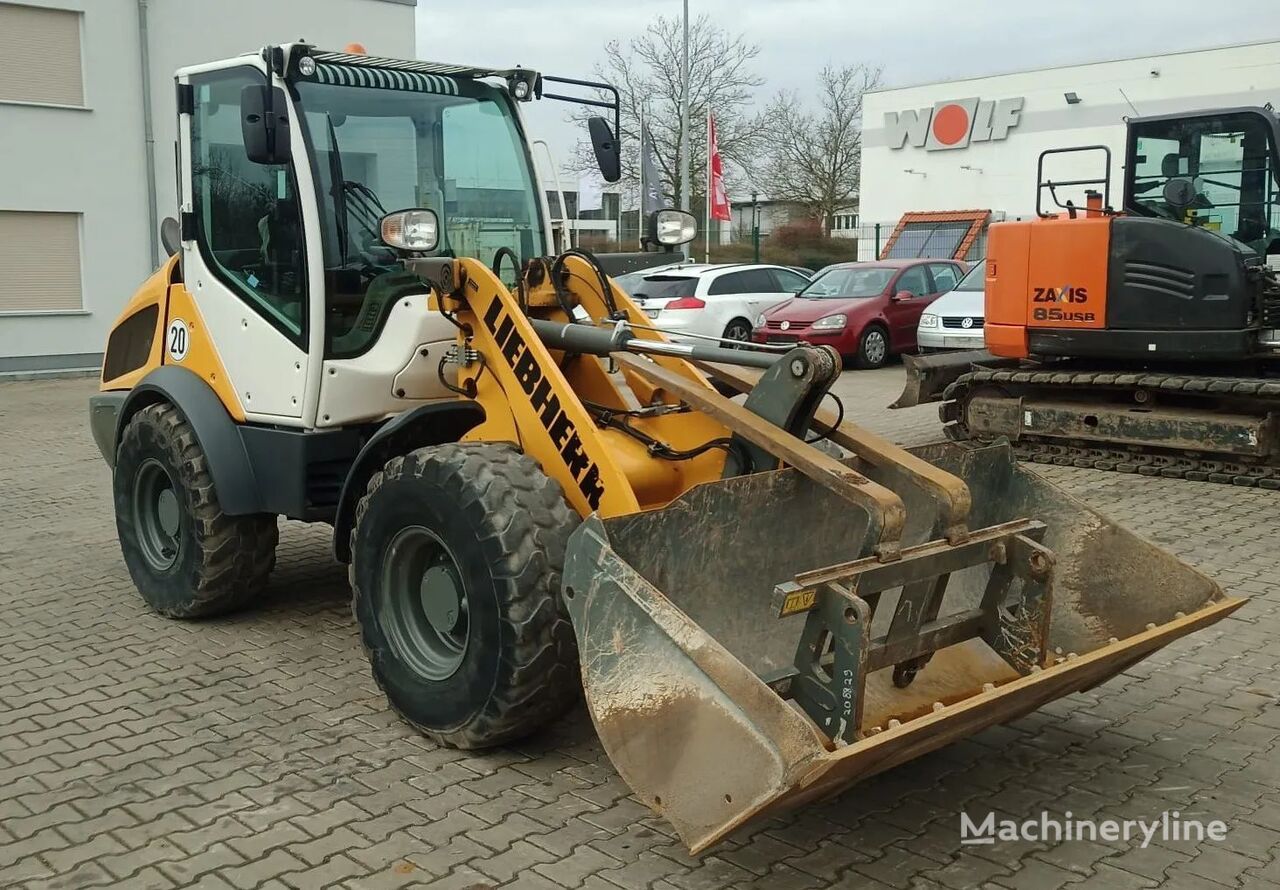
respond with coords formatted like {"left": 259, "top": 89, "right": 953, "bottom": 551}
{"left": 0, "top": 0, "right": 416, "bottom": 373}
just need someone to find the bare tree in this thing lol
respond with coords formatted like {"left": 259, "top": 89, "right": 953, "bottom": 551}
{"left": 570, "top": 14, "right": 767, "bottom": 205}
{"left": 760, "top": 65, "right": 881, "bottom": 234}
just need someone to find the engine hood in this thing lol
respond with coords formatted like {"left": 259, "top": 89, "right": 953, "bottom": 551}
{"left": 927, "top": 288, "right": 985, "bottom": 318}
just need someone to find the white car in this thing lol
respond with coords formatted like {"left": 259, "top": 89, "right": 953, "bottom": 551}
{"left": 917, "top": 259, "right": 987, "bottom": 352}
{"left": 619, "top": 263, "right": 812, "bottom": 344}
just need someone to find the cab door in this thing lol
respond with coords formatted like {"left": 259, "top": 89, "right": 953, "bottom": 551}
{"left": 175, "top": 63, "right": 314, "bottom": 423}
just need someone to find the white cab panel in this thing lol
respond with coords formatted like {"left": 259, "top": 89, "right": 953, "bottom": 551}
{"left": 317, "top": 295, "right": 458, "bottom": 427}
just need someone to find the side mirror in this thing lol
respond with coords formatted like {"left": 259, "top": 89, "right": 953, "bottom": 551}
{"left": 588, "top": 116, "right": 621, "bottom": 183}
{"left": 241, "top": 84, "right": 291, "bottom": 165}
{"left": 160, "top": 217, "right": 181, "bottom": 257}
{"left": 892, "top": 290, "right": 913, "bottom": 301}
{"left": 648, "top": 209, "right": 697, "bottom": 249}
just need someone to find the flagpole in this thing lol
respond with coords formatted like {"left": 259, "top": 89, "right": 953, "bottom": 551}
{"left": 704, "top": 109, "right": 712, "bottom": 263}
{"left": 679, "top": 0, "right": 690, "bottom": 213}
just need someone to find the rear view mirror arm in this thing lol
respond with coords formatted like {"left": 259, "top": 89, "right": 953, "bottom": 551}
{"left": 539, "top": 74, "right": 622, "bottom": 152}
{"left": 540, "top": 75, "right": 622, "bottom": 183}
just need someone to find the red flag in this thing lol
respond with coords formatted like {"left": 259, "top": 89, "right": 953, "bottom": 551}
{"left": 708, "top": 114, "right": 732, "bottom": 222}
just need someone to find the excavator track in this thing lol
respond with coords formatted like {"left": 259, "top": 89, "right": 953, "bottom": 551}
{"left": 939, "top": 367, "right": 1280, "bottom": 489}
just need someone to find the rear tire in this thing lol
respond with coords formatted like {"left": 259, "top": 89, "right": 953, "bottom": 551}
{"left": 350, "top": 442, "right": 580, "bottom": 749}
{"left": 114, "top": 403, "right": 277, "bottom": 618}
{"left": 854, "top": 324, "right": 890, "bottom": 369}
{"left": 722, "top": 317, "right": 753, "bottom": 347}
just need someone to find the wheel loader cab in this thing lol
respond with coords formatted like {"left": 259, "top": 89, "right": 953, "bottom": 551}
{"left": 169, "top": 52, "right": 554, "bottom": 430}
{"left": 94, "top": 45, "right": 630, "bottom": 526}
{"left": 985, "top": 107, "right": 1280, "bottom": 361}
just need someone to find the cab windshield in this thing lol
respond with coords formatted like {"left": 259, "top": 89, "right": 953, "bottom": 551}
{"left": 954, "top": 260, "right": 986, "bottom": 291}
{"left": 294, "top": 73, "right": 545, "bottom": 357}
{"left": 796, "top": 266, "right": 894, "bottom": 299}
{"left": 1128, "top": 112, "right": 1280, "bottom": 251}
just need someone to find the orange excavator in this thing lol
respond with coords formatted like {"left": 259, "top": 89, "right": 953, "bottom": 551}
{"left": 897, "top": 106, "right": 1280, "bottom": 486}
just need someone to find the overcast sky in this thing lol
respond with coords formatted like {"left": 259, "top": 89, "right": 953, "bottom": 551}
{"left": 416, "top": 0, "right": 1280, "bottom": 182}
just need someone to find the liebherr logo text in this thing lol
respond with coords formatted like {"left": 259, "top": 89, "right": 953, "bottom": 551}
{"left": 483, "top": 297, "right": 606, "bottom": 509}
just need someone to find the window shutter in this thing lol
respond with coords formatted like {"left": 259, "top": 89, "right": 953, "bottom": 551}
{"left": 0, "top": 4, "right": 84, "bottom": 106}
{"left": 0, "top": 212, "right": 83, "bottom": 311}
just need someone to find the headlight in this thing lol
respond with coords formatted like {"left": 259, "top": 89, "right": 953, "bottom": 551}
{"left": 651, "top": 209, "right": 697, "bottom": 246}
{"left": 919, "top": 313, "right": 939, "bottom": 328}
{"left": 754, "top": 313, "right": 766, "bottom": 328}
{"left": 811, "top": 314, "right": 847, "bottom": 331}
{"left": 380, "top": 209, "right": 439, "bottom": 251}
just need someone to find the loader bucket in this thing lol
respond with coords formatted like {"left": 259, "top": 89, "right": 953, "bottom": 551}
{"left": 891, "top": 349, "right": 1002, "bottom": 408}
{"left": 561, "top": 442, "right": 1242, "bottom": 852}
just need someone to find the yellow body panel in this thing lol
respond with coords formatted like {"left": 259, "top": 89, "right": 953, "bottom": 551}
{"left": 99, "top": 256, "right": 244, "bottom": 421}
{"left": 99, "top": 258, "right": 176, "bottom": 393}
{"left": 163, "top": 283, "right": 245, "bottom": 421}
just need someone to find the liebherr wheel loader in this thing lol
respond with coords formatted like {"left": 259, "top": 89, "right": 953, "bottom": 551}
{"left": 895, "top": 107, "right": 1280, "bottom": 486}
{"left": 92, "top": 44, "right": 1243, "bottom": 852}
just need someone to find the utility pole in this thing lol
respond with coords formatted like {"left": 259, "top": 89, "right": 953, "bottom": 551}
{"left": 678, "top": 0, "right": 690, "bottom": 213}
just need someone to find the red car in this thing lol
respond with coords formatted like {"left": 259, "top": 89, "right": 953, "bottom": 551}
{"left": 751, "top": 258, "right": 967, "bottom": 368}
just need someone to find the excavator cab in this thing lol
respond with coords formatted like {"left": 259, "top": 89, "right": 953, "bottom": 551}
{"left": 1126, "top": 107, "right": 1280, "bottom": 255}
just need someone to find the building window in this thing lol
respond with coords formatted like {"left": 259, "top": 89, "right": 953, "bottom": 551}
{"left": 0, "top": 4, "right": 84, "bottom": 107}
{"left": 0, "top": 211, "right": 83, "bottom": 312}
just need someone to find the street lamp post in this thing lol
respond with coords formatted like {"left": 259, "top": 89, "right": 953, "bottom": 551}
{"left": 751, "top": 192, "right": 760, "bottom": 264}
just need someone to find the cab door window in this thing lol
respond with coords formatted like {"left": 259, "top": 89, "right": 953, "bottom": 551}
{"left": 189, "top": 67, "right": 307, "bottom": 345}
{"left": 895, "top": 265, "right": 929, "bottom": 297}
{"left": 928, "top": 263, "right": 959, "bottom": 293}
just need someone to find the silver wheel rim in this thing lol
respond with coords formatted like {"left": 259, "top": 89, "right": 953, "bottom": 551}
{"left": 724, "top": 321, "right": 750, "bottom": 348}
{"left": 864, "top": 330, "right": 887, "bottom": 364}
{"left": 378, "top": 525, "right": 469, "bottom": 681}
{"left": 132, "top": 458, "right": 182, "bottom": 571}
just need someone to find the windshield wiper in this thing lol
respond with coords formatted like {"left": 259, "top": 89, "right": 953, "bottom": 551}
{"left": 325, "top": 113, "right": 350, "bottom": 266}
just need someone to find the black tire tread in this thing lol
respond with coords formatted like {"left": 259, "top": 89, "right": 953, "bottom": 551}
{"left": 117, "top": 403, "right": 277, "bottom": 618}
{"left": 349, "top": 442, "right": 579, "bottom": 749}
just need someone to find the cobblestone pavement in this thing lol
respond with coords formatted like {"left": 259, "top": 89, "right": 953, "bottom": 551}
{"left": 2, "top": 367, "right": 1279, "bottom": 890}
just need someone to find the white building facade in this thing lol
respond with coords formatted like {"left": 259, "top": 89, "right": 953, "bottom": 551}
{"left": 0, "top": 0, "right": 416, "bottom": 373}
{"left": 858, "top": 40, "right": 1280, "bottom": 260}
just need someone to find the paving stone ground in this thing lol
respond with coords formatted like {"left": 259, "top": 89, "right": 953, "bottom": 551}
{"left": 1, "top": 366, "right": 1279, "bottom": 889}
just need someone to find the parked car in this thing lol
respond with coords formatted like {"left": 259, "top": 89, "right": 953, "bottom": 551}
{"left": 752, "top": 258, "right": 967, "bottom": 368}
{"left": 612, "top": 263, "right": 683, "bottom": 296}
{"left": 917, "top": 260, "right": 987, "bottom": 352}
{"left": 620, "top": 263, "right": 812, "bottom": 344}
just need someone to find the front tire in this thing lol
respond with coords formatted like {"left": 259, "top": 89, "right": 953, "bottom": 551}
{"left": 350, "top": 442, "right": 580, "bottom": 749}
{"left": 854, "top": 324, "right": 890, "bottom": 369}
{"left": 114, "top": 403, "right": 278, "bottom": 618}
